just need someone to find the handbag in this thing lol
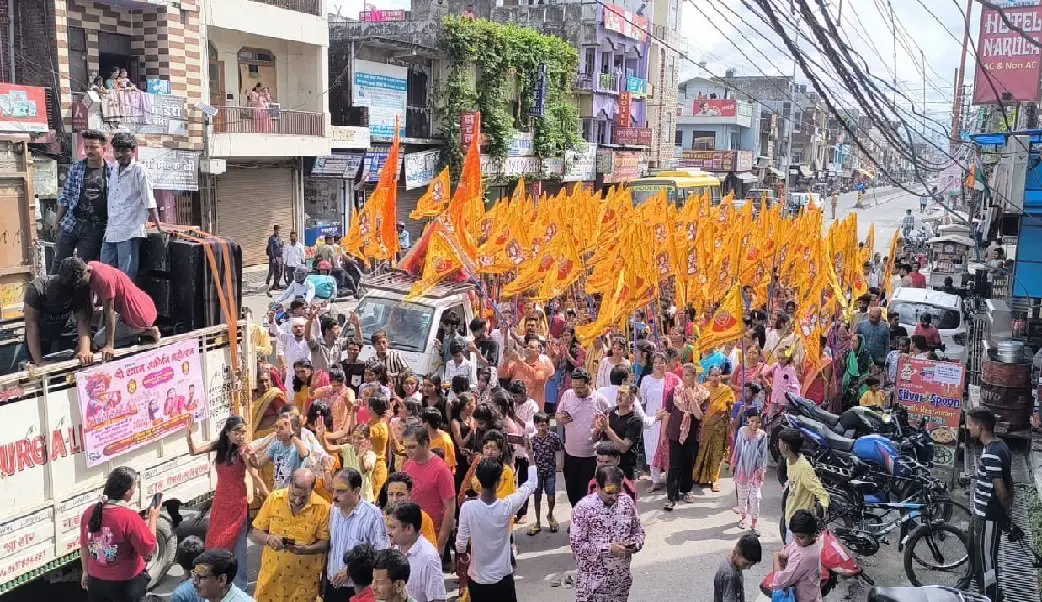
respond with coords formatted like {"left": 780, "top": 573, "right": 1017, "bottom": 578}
{"left": 770, "top": 588, "right": 796, "bottom": 602}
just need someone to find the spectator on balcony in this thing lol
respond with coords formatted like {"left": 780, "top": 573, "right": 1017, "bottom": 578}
{"left": 249, "top": 83, "right": 273, "bottom": 133}
{"left": 104, "top": 67, "right": 120, "bottom": 91}
{"left": 117, "top": 68, "right": 136, "bottom": 91}
{"left": 53, "top": 129, "right": 112, "bottom": 271}
{"left": 88, "top": 75, "right": 106, "bottom": 95}
{"left": 103, "top": 133, "right": 162, "bottom": 280}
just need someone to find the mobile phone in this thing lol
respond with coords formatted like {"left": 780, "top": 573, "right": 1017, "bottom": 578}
{"left": 149, "top": 493, "right": 163, "bottom": 510}
{"left": 282, "top": 537, "right": 296, "bottom": 547}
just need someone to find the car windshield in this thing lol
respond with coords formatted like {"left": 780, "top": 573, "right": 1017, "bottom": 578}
{"left": 354, "top": 297, "right": 434, "bottom": 352}
{"left": 889, "top": 301, "right": 961, "bottom": 330}
{"left": 630, "top": 184, "right": 679, "bottom": 206}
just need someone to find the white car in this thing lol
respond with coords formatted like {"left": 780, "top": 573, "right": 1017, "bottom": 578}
{"left": 888, "top": 287, "right": 967, "bottom": 362}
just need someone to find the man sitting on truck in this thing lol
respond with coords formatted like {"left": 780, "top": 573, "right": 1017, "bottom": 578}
{"left": 59, "top": 257, "right": 160, "bottom": 360}
{"left": 20, "top": 258, "right": 95, "bottom": 370}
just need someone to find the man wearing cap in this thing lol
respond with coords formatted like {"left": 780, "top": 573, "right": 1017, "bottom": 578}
{"left": 103, "top": 133, "right": 162, "bottom": 280}
{"left": 272, "top": 267, "right": 316, "bottom": 304}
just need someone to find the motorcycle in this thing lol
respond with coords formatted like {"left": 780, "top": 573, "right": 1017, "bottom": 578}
{"left": 783, "top": 412, "right": 934, "bottom": 470}
{"left": 868, "top": 586, "right": 990, "bottom": 602}
{"left": 760, "top": 528, "right": 872, "bottom": 597}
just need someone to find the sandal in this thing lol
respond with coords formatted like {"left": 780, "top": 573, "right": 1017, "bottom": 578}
{"left": 664, "top": 501, "right": 675, "bottom": 511}
{"left": 527, "top": 524, "right": 542, "bottom": 536}
{"left": 548, "top": 518, "right": 560, "bottom": 533}
{"left": 711, "top": 482, "right": 721, "bottom": 492}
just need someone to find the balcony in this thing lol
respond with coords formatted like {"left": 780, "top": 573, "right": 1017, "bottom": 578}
{"left": 406, "top": 106, "right": 433, "bottom": 140}
{"left": 678, "top": 99, "right": 754, "bottom": 128}
{"left": 203, "top": 0, "right": 328, "bottom": 46}
{"left": 250, "top": 0, "right": 321, "bottom": 15}
{"left": 209, "top": 106, "right": 330, "bottom": 158}
{"left": 574, "top": 72, "right": 620, "bottom": 94}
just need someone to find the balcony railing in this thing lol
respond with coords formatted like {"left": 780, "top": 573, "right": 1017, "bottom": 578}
{"left": 574, "top": 72, "right": 620, "bottom": 94}
{"left": 250, "top": 0, "right": 322, "bottom": 16}
{"left": 213, "top": 106, "right": 324, "bottom": 136}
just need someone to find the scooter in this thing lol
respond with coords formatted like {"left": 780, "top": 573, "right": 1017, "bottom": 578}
{"left": 761, "top": 529, "right": 872, "bottom": 597}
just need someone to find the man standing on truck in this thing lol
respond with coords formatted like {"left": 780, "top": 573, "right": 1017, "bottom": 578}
{"left": 59, "top": 257, "right": 160, "bottom": 360}
{"left": 103, "top": 133, "right": 162, "bottom": 280}
{"left": 21, "top": 260, "right": 95, "bottom": 369}
{"left": 53, "top": 129, "right": 112, "bottom": 271}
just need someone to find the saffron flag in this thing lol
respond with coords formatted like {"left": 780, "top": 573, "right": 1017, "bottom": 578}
{"left": 698, "top": 284, "right": 745, "bottom": 352}
{"left": 410, "top": 168, "right": 451, "bottom": 220}
{"left": 882, "top": 228, "right": 900, "bottom": 298}
{"left": 405, "top": 229, "right": 464, "bottom": 301}
{"left": 448, "top": 113, "right": 485, "bottom": 260}
{"left": 343, "top": 118, "right": 401, "bottom": 261}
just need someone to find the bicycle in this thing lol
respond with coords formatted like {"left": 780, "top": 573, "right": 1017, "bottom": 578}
{"left": 824, "top": 478, "right": 972, "bottom": 589}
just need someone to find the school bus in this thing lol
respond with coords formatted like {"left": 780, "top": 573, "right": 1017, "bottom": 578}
{"left": 628, "top": 170, "right": 722, "bottom": 207}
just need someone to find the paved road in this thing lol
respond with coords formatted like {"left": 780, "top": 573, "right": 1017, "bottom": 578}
{"left": 0, "top": 189, "right": 953, "bottom": 602}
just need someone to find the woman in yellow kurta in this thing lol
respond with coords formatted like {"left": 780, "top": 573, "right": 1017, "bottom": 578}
{"left": 366, "top": 396, "right": 391, "bottom": 498}
{"left": 692, "top": 365, "right": 736, "bottom": 491}
{"left": 252, "top": 482, "right": 331, "bottom": 602}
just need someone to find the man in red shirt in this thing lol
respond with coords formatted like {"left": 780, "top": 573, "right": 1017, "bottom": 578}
{"left": 60, "top": 257, "right": 159, "bottom": 359}
{"left": 401, "top": 425, "right": 456, "bottom": 556}
{"left": 914, "top": 314, "right": 943, "bottom": 350}
{"left": 345, "top": 543, "right": 379, "bottom": 602}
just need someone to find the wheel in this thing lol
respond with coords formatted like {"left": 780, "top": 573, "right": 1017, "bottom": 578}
{"left": 902, "top": 522, "right": 972, "bottom": 589}
{"left": 146, "top": 515, "right": 178, "bottom": 589}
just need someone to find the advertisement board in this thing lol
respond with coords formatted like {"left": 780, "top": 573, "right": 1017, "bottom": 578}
{"left": 626, "top": 76, "right": 649, "bottom": 97}
{"left": 97, "top": 90, "right": 187, "bottom": 135}
{"left": 363, "top": 146, "right": 404, "bottom": 183}
{"left": 359, "top": 9, "right": 407, "bottom": 21}
{"left": 330, "top": 126, "right": 371, "bottom": 149}
{"left": 75, "top": 340, "right": 208, "bottom": 467}
{"left": 617, "top": 92, "right": 632, "bottom": 127}
{"left": 612, "top": 126, "right": 652, "bottom": 146}
{"left": 0, "top": 84, "right": 48, "bottom": 133}
{"left": 602, "top": 151, "right": 644, "bottom": 184}
{"left": 679, "top": 150, "right": 754, "bottom": 172}
{"left": 508, "top": 132, "right": 535, "bottom": 157}
{"left": 353, "top": 59, "right": 407, "bottom": 139}
{"left": 894, "top": 357, "right": 965, "bottom": 447}
{"left": 972, "top": 1, "right": 1042, "bottom": 104}
{"left": 404, "top": 149, "right": 441, "bottom": 190}
{"left": 692, "top": 98, "right": 738, "bottom": 117}
{"left": 603, "top": 3, "right": 648, "bottom": 41}
{"left": 460, "top": 111, "right": 480, "bottom": 147}
{"left": 563, "top": 142, "right": 598, "bottom": 182}
{"left": 137, "top": 147, "right": 199, "bottom": 191}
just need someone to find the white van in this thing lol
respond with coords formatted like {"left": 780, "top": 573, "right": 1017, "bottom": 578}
{"left": 889, "top": 287, "right": 967, "bottom": 362}
{"left": 355, "top": 271, "right": 477, "bottom": 378}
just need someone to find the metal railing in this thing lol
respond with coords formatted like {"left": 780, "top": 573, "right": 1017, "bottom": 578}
{"left": 249, "top": 0, "right": 322, "bottom": 16}
{"left": 213, "top": 106, "right": 324, "bottom": 136}
{"left": 406, "top": 105, "right": 432, "bottom": 139}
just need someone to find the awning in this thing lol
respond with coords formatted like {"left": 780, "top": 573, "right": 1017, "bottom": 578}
{"left": 768, "top": 167, "right": 785, "bottom": 178}
{"left": 736, "top": 172, "right": 758, "bottom": 183}
{"left": 311, "top": 152, "right": 364, "bottom": 178}
{"left": 796, "top": 165, "right": 812, "bottom": 178}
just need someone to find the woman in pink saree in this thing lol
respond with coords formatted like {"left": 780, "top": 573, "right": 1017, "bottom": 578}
{"left": 248, "top": 83, "right": 273, "bottom": 133}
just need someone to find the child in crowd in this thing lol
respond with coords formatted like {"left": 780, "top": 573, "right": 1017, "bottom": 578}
{"left": 528, "top": 412, "right": 562, "bottom": 535}
{"left": 770, "top": 510, "right": 823, "bottom": 602}
{"left": 858, "top": 377, "right": 886, "bottom": 409}
{"left": 319, "top": 422, "right": 377, "bottom": 503}
{"left": 466, "top": 429, "right": 516, "bottom": 501}
{"left": 170, "top": 536, "right": 206, "bottom": 602}
{"left": 713, "top": 533, "right": 762, "bottom": 602}
{"left": 587, "top": 441, "right": 638, "bottom": 501}
{"left": 730, "top": 408, "right": 769, "bottom": 534}
{"left": 421, "top": 407, "right": 457, "bottom": 470}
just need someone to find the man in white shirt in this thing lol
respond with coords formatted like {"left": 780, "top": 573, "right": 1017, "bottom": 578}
{"left": 386, "top": 501, "right": 446, "bottom": 602}
{"left": 456, "top": 460, "right": 537, "bottom": 601}
{"left": 282, "top": 230, "right": 307, "bottom": 288}
{"left": 325, "top": 467, "right": 389, "bottom": 602}
{"left": 277, "top": 317, "right": 314, "bottom": 385}
{"left": 272, "top": 267, "right": 316, "bottom": 304}
{"left": 597, "top": 365, "right": 655, "bottom": 427}
{"left": 102, "top": 133, "right": 162, "bottom": 279}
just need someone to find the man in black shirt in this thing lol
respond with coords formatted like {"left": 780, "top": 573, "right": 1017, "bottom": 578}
{"left": 340, "top": 338, "right": 367, "bottom": 397}
{"left": 888, "top": 311, "right": 908, "bottom": 350}
{"left": 52, "top": 129, "right": 111, "bottom": 270}
{"left": 595, "top": 384, "right": 644, "bottom": 480}
{"left": 21, "top": 260, "right": 94, "bottom": 370}
{"left": 967, "top": 407, "right": 1013, "bottom": 602}
{"left": 468, "top": 317, "right": 500, "bottom": 380}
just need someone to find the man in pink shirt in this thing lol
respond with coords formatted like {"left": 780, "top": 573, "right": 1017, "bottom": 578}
{"left": 401, "top": 425, "right": 456, "bottom": 556}
{"left": 555, "top": 368, "right": 610, "bottom": 508}
{"left": 60, "top": 257, "right": 159, "bottom": 360}
{"left": 499, "top": 335, "right": 556, "bottom": 411}
{"left": 770, "top": 509, "right": 823, "bottom": 602}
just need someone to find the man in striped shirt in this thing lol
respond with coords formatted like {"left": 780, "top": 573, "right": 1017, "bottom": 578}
{"left": 967, "top": 408, "right": 1013, "bottom": 602}
{"left": 326, "top": 468, "right": 389, "bottom": 602}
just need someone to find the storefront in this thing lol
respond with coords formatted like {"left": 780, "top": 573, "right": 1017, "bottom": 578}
{"left": 306, "top": 152, "right": 365, "bottom": 244}
{"left": 216, "top": 161, "right": 297, "bottom": 266}
{"left": 677, "top": 149, "right": 756, "bottom": 197}
{"left": 598, "top": 149, "right": 648, "bottom": 190}
{"left": 562, "top": 142, "right": 598, "bottom": 192}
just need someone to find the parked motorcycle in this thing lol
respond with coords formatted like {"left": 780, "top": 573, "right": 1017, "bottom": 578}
{"left": 868, "top": 586, "right": 989, "bottom": 602}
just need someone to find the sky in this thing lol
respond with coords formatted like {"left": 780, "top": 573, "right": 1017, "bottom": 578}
{"left": 330, "top": 0, "right": 982, "bottom": 142}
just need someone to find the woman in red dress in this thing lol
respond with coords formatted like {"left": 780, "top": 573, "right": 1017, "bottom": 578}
{"left": 185, "top": 414, "right": 266, "bottom": 589}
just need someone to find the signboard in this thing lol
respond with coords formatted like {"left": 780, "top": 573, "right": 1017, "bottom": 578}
{"left": 0, "top": 84, "right": 48, "bottom": 133}
{"left": 359, "top": 9, "right": 407, "bottom": 22}
{"left": 601, "top": 151, "right": 644, "bottom": 184}
{"left": 508, "top": 132, "right": 535, "bottom": 157}
{"left": 617, "top": 92, "right": 632, "bottom": 127}
{"left": 530, "top": 64, "right": 547, "bottom": 117}
{"left": 972, "top": 1, "right": 1042, "bottom": 104}
{"left": 563, "top": 142, "right": 598, "bottom": 182}
{"left": 311, "top": 153, "right": 364, "bottom": 178}
{"left": 75, "top": 340, "right": 208, "bottom": 467}
{"left": 99, "top": 91, "right": 187, "bottom": 135}
{"left": 894, "top": 357, "right": 965, "bottom": 447}
{"left": 137, "top": 147, "right": 199, "bottom": 191}
{"left": 603, "top": 3, "right": 648, "bottom": 41}
{"left": 679, "top": 150, "right": 754, "bottom": 172}
{"left": 612, "top": 126, "right": 652, "bottom": 146}
{"left": 692, "top": 98, "right": 738, "bottom": 117}
{"left": 625, "top": 76, "right": 648, "bottom": 97}
{"left": 146, "top": 79, "right": 171, "bottom": 95}
{"left": 330, "top": 126, "right": 371, "bottom": 149}
{"left": 480, "top": 155, "right": 542, "bottom": 178}
{"left": 460, "top": 111, "right": 480, "bottom": 147}
{"left": 353, "top": 60, "right": 407, "bottom": 139}
{"left": 404, "top": 149, "right": 440, "bottom": 190}
{"left": 32, "top": 158, "right": 58, "bottom": 198}
{"left": 363, "top": 146, "right": 403, "bottom": 183}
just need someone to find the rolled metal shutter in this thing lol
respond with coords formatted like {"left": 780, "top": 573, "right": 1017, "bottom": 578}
{"left": 217, "top": 166, "right": 294, "bottom": 266}
{"left": 394, "top": 184, "right": 426, "bottom": 243}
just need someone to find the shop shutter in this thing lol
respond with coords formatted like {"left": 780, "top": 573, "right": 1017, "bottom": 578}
{"left": 395, "top": 184, "right": 427, "bottom": 243}
{"left": 217, "top": 167, "right": 294, "bottom": 266}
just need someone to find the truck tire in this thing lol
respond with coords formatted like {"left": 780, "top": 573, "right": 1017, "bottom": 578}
{"left": 146, "top": 515, "right": 177, "bottom": 589}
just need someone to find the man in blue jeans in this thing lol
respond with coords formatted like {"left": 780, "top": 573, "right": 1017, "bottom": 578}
{"left": 52, "top": 129, "right": 112, "bottom": 272}
{"left": 102, "top": 133, "right": 162, "bottom": 279}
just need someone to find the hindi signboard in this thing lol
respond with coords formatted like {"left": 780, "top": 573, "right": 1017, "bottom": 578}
{"left": 75, "top": 340, "right": 208, "bottom": 468}
{"left": 894, "top": 357, "right": 965, "bottom": 450}
{"left": 137, "top": 147, "right": 199, "bottom": 191}
{"left": 404, "top": 149, "right": 440, "bottom": 190}
{"left": 563, "top": 142, "right": 598, "bottom": 182}
{"left": 353, "top": 59, "right": 407, "bottom": 139}
{"left": 692, "top": 98, "right": 738, "bottom": 117}
{"left": 603, "top": 3, "right": 648, "bottom": 41}
{"left": 460, "top": 111, "right": 480, "bottom": 147}
{"left": 0, "top": 84, "right": 49, "bottom": 133}
{"left": 612, "top": 126, "right": 652, "bottom": 146}
{"left": 972, "top": 1, "right": 1042, "bottom": 104}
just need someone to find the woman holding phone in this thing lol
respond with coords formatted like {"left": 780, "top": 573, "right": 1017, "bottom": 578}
{"left": 79, "top": 466, "right": 159, "bottom": 602}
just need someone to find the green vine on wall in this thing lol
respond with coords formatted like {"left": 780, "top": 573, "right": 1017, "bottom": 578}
{"left": 439, "top": 16, "right": 582, "bottom": 177}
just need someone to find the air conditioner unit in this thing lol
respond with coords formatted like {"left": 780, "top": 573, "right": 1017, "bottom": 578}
{"left": 1001, "top": 135, "right": 1030, "bottom": 212}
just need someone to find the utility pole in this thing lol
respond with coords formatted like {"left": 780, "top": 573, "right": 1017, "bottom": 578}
{"left": 921, "top": 49, "right": 927, "bottom": 137}
{"left": 951, "top": 0, "right": 974, "bottom": 153}
{"left": 783, "top": 12, "right": 799, "bottom": 204}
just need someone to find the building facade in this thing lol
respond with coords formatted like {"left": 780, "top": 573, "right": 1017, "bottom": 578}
{"left": 646, "top": 0, "right": 681, "bottom": 169}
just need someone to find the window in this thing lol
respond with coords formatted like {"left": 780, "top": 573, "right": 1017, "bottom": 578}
{"left": 582, "top": 119, "right": 592, "bottom": 142}
{"left": 793, "top": 110, "right": 802, "bottom": 132}
{"left": 675, "top": 129, "right": 684, "bottom": 145}
{"left": 693, "top": 136, "right": 714, "bottom": 150}
{"left": 782, "top": 102, "right": 791, "bottom": 119}
{"left": 729, "top": 131, "right": 741, "bottom": 150}
{"left": 98, "top": 32, "right": 134, "bottom": 88}
{"left": 68, "top": 27, "right": 88, "bottom": 91}
{"left": 597, "top": 121, "right": 607, "bottom": 145}
{"left": 600, "top": 52, "right": 611, "bottom": 74}
{"left": 355, "top": 298, "right": 434, "bottom": 353}
{"left": 584, "top": 47, "right": 596, "bottom": 75}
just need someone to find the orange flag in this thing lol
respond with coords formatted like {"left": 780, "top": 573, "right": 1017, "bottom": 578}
{"left": 698, "top": 284, "right": 745, "bottom": 352}
{"left": 405, "top": 229, "right": 464, "bottom": 300}
{"left": 343, "top": 118, "right": 401, "bottom": 261}
{"left": 410, "top": 168, "right": 450, "bottom": 220}
{"left": 448, "top": 113, "right": 484, "bottom": 260}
